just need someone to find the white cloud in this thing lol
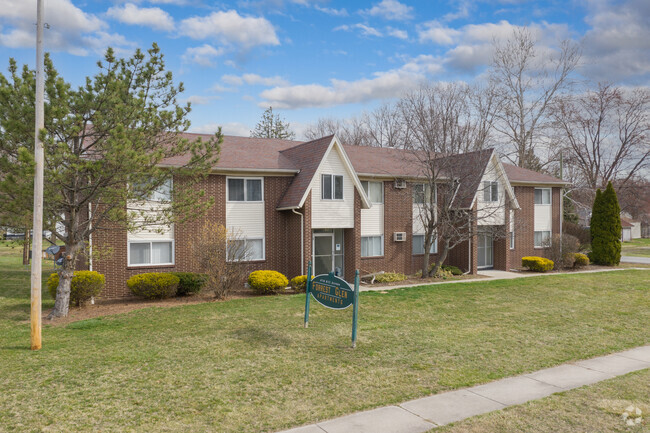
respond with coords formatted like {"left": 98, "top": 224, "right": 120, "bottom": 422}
{"left": 387, "top": 27, "right": 408, "bottom": 40}
{"left": 182, "top": 95, "right": 221, "bottom": 105}
{"left": 179, "top": 10, "right": 279, "bottom": 49}
{"left": 314, "top": 5, "right": 348, "bottom": 16}
{"left": 222, "top": 73, "right": 289, "bottom": 86}
{"left": 362, "top": 0, "right": 414, "bottom": 21}
{"left": 334, "top": 23, "right": 383, "bottom": 37}
{"left": 182, "top": 44, "right": 225, "bottom": 67}
{"left": 259, "top": 55, "right": 442, "bottom": 109}
{"left": 106, "top": 3, "right": 175, "bottom": 32}
{"left": 192, "top": 122, "right": 250, "bottom": 136}
{"left": 0, "top": 0, "right": 131, "bottom": 55}
{"left": 417, "top": 21, "right": 461, "bottom": 45}
{"left": 580, "top": 0, "right": 650, "bottom": 83}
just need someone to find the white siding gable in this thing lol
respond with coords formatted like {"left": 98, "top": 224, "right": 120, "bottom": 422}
{"left": 312, "top": 146, "right": 356, "bottom": 228}
{"left": 477, "top": 158, "right": 506, "bottom": 226}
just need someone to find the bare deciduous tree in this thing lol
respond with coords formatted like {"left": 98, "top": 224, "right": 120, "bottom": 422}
{"left": 398, "top": 83, "right": 509, "bottom": 277}
{"left": 552, "top": 83, "right": 649, "bottom": 191}
{"left": 490, "top": 27, "right": 581, "bottom": 169}
{"left": 191, "top": 223, "right": 251, "bottom": 299}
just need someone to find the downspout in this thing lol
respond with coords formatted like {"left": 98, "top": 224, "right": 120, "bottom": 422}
{"left": 88, "top": 202, "right": 94, "bottom": 304}
{"left": 466, "top": 211, "right": 472, "bottom": 275}
{"left": 292, "top": 208, "right": 304, "bottom": 275}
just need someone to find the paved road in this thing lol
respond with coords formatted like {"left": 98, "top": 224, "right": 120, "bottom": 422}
{"left": 621, "top": 256, "right": 650, "bottom": 264}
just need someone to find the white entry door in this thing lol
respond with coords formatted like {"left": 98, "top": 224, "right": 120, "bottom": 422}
{"left": 478, "top": 233, "right": 494, "bottom": 269}
{"left": 313, "top": 233, "right": 334, "bottom": 276}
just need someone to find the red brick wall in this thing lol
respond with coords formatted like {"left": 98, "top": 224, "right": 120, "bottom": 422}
{"left": 344, "top": 189, "right": 362, "bottom": 282}
{"left": 510, "top": 185, "right": 562, "bottom": 267}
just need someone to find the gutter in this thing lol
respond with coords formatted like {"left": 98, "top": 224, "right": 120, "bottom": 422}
{"left": 292, "top": 209, "right": 304, "bottom": 275}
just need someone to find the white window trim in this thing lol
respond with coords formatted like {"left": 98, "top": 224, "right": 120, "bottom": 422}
{"left": 127, "top": 239, "right": 175, "bottom": 267}
{"left": 226, "top": 177, "right": 264, "bottom": 203}
{"left": 534, "top": 188, "right": 552, "bottom": 206}
{"left": 412, "top": 234, "right": 438, "bottom": 255}
{"left": 534, "top": 231, "right": 551, "bottom": 248}
{"left": 321, "top": 174, "right": 344, "bottom": 201}
{"left": 361, "top": 181, "right": 384, "bottom": 204}
{"left": 361, "top": 235, "right": 384, "bottom": 257}
{"left": 227, "top": 237, "right": 266, "bottom": 262}
{"left": 484, "top": 181, "right": 499, "bottom": 202}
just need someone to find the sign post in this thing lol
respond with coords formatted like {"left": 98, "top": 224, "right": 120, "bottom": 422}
{"left": 351, "top": 270, "right": 359, "bottom": 348}
{"left": 304, "top": 261, "right": 312, "bottom": 328}
{"left": 304, "top": 267, "right": 360, "bottom": 348}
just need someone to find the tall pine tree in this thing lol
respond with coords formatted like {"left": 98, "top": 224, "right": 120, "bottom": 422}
{"left": 590, "top": 182, "right": 622, "bottom": 265}
{"left": 250, "top": 107, "right": 295, "bottom": 140}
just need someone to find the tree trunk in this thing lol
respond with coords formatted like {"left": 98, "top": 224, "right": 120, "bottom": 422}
{"left": 47, "top": 242, "right": 77, "bottom": 318}
{"left": 429, "top": 240, "right": 450, "bottom": 277}
{"left": 421, "top": 249, "right": 430, "bottom": 278}
{"left": 22, "top": 228, "right": 30, "bottom": 266}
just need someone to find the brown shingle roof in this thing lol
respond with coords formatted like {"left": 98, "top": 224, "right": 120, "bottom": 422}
{"left": 503, "top": 163, "right": 566, "bottom": 185}
{"left": 276, "top": 135, "right": 335, "bottom": 209}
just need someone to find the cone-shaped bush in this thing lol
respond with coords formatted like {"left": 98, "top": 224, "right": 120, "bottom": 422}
{"left": 590, "top": 182, "right": 621, "bottom": 265}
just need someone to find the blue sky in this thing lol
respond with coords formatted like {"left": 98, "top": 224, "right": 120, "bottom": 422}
{"left": 0, "top": 0, "right": 648, "bottom": 138}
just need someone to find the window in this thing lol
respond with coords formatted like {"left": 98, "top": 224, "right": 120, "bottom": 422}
{"left": 227, "top": 178, "right": 263, "bottom": 202}
{"left": 413, "top": 184, "right": 425, "bottom": 204}
{"left": 130, "top": 178, "right": 172, "bottom": 202}
{"left": 534, "top": 188, "right": 551, "bottom": 205}
{"left": 483, "top": 181, "right": 499, "bottom": 202}
{"left": 534, "top": 231, "right": 550, "bottom": 248}
{"left": 227, "top": 238, "right": 264, "bottom": 261}
{"left": 510, "top": 231, "right": 515, "bottom": 249}
{"left": 322, "top": 174, "right": 343, "bottom": 200}
{"left": 361, "top": 181, "right": 383, "bottom": 204}
{"left": 412, "top": 234, "right": 437, "bottom": 255}
{"left": 361, "top": 235, "right": 383, "bottom": 257}
{"left": 128, "top": 240, "right": 174, "bottom": 266}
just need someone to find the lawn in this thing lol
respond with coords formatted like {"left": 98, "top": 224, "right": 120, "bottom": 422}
{"left": 0, "top": 242, "right": 648, "bottom": 432}
{"left": 435, "top": 369, "right": 649, "bottom": 432}
{"left": 622, "top": 238, "right": 650, "bottom": 258}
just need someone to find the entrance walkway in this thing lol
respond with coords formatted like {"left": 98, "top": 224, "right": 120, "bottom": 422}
{"left": 359, "top": 267, "right": 643, "bottom": 293}
{"left": 278, "top": 346, "right": 650, "bottom": 433}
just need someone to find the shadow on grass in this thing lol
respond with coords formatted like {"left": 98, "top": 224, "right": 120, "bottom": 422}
{"left": 230, "top": 326, "right": 292, "bottom": 347}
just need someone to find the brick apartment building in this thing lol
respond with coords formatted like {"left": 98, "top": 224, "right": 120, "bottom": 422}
{"left": 91, "top": 134, "right": 566, "bottom": 298}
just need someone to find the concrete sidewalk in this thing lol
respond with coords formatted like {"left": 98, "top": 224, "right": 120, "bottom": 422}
{"left": 278, "top": 346, "right": 650, "bottom": 433}
{"left": 621, "top": 256, "right": 650, "bottom": 264}
{"left": 359, "top": 266, "right": 645, "bottom": 293}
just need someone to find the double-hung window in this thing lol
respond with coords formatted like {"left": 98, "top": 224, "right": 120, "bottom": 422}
{"left": 534, "top": 231, "right": 551, "bottom": 248}
{"left": 412, "top": 234, "right": 437, "bottom": 255}
{"left": 361, "top": 235, "right": 383, "bottom": 257}
{"left": 534, "top": 188, "right": 551, "bottom": 205}
{"left": 413, "top": 183, "right": 426, "bottom": 204}
{"left": 227, "top": 238, "right": 265, "bottom": 262}
{"left": 361, "top": 181, "right": 383, "bottom": 204}
{"left": 322, "top": 174, "right": 343, "bottom": 200}
{"left": 227, "top": 178, "right": 263, "bottom": 202}
{"left": 483, "top": 181, "right": 499, "bottom": 202}
{"left": 128, "top": 240, "right": 174, "bottom": 266}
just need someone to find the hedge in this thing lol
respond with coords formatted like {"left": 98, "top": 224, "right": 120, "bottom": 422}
{"left": 522, "top": 256, "right": 554, "bottom": 272}
{"left": 171, "top": 272, "right": 207, "bottom": 296}
{"left": 574, "top": 253, "right": 590, "bottom": 268}
{"left": 248, "top": 270, "right": 289, "bottom": 294}
{"left": 47, "top": 271, "right": 105, "bottom": 306}
{"left": 290, "top": 275, "right": 314, "bottom": 292}
{"left": 127, "top": 272, "right": 180, "bottom": 299}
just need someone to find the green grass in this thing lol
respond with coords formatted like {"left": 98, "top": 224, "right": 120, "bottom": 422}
{"left": 622, "top": 238, "right": 650, "bottom": 257}
{"left": 435, "top": 370, "right": 649, "bottom": 432}
{"left": 0, "top": 242, "right": 649, "bottom": 432}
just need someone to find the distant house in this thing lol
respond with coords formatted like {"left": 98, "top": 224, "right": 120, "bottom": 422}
{"left": 87, "top": 134, "right": 567, "bottom": 298}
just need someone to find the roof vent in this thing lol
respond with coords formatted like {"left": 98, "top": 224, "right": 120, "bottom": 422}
{"left": 394, "top": 179, "right": 406, "bottom": 189}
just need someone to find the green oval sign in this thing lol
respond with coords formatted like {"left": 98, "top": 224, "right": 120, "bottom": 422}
{"left": 310, "top": 273, "right": 354, "bottom": 310}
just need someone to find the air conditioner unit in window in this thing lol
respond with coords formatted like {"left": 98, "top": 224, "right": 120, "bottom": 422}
{"left": 393, "top": 232, "right": 406, "bottom": 242}
{"left": 394, "top": 179, "right": 406, "bottom": 189}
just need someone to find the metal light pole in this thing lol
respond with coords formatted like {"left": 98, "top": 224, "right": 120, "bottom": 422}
{"left": 31, "top": 0, "right": 45, "bottom": 350}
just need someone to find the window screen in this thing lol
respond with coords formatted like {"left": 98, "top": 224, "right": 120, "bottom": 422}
{"left": 228, "top": 178, "right": 245, "bottom": 201}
